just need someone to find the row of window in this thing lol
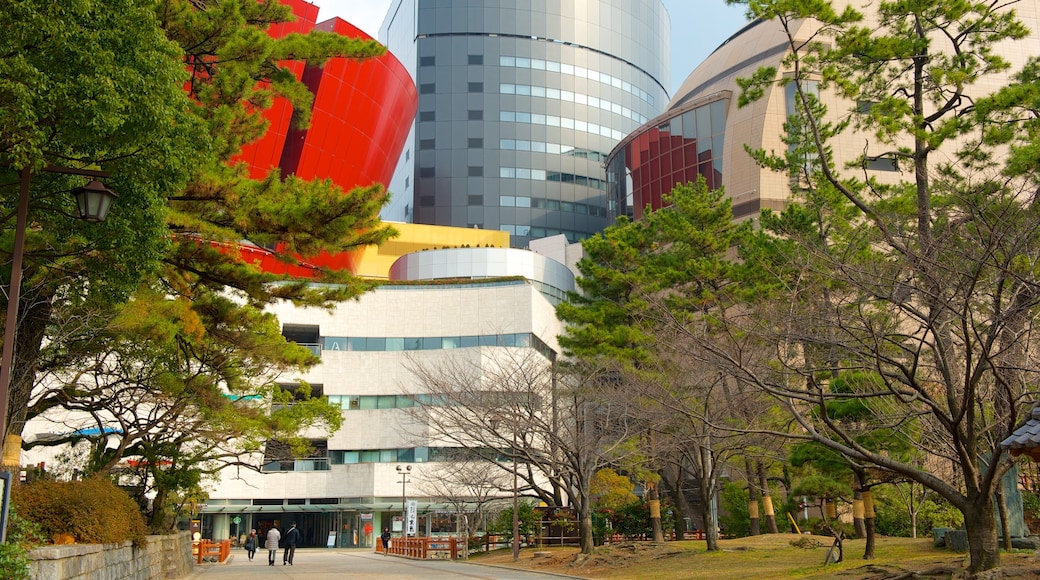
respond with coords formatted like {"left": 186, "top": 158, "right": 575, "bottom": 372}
{"left": 324, "top": 332, "right": 529, "bottom": 351}
{"left": 499, "top": 140, "right": 608, "bottom": 162}
{"left": 499, "top": 167, "right": 607, "bottom": 190}
{"left": 499, "top": 110, "right": 626, "bottom": 141}
{"left": 321, "top": 332, "right": 556, "bottom": 361}
{"left": 500, "top": 84, "right": 648, "bottom": 125}
{"left": 499, "top": 55, "right": 655, "bottom": 106}
{"left": 326, "top": 394, "right": 443, "bottom": 410}
{"left": 500, "top": 195, "right": 608, "bottom": 217}
{"left": 500, "top": 225, "right": 592, "bottom": 244}
{"left": 330, "top": 447, "right": 464, "bottom": 465}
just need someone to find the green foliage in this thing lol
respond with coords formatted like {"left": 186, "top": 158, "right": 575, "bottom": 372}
{"left": 606, "top": 499, "right": 675, "bottom": 538}
{"left": 809, "top": 518, "right": 853, "bottom": 538}
{"left": 719, "top": 481, "right": 751, "bottom": 538}
{"left": 0, "top": 504, "right": 44, "bottom": 580}
{"left": 12, "top": 478, "right": 147, "bottom": 547}
{"left": 0, "top": 543, "right": 30, "bottom": 580}
{"left": 489, "top": 503, "right": 539, "bottom": 540}
{"left": 11, "top": 0, "right": 389, "bottom": 534}
{"left": 872, "top": 491, "right": 964, "bottom": 538}
{"left": 591, "top": 468, "right": 639, "bottom": 512}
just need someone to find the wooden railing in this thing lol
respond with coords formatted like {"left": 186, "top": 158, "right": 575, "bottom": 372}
{"left": 378, "top": 536, "right": 459, "bottom": 559}
{"left": 194, "top": 539, "right": 231, "bottom": 563}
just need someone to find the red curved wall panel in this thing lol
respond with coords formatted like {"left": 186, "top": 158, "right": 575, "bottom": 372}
{"left": 230, "top": 0, "right": 418, "bottom": 276}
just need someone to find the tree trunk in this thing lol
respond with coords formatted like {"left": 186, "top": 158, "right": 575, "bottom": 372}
{"left": 996, "top": 486, "right": 1012, "bottom": 553}
{"left": 648, "top": 484, "right": 665, "bottom": 542}
{"left": 758, "top": 462, "right": 778, "bottom": 533}
{"left": 963, "top": 495, "right": 1001, "bottom": 573}
{"left": 665, "top": 464, "right": 689, "bottom": 540}
{"left": 862, "top": 490, "right": 875, "bottom": 560}
{"left": 746, "top": 458, "right": 760, "bottom": 536}
{"left": 698, "top": 471, "right": 720, "bottom": 551}
{"left": 7, "top": 295, "right": 51, "bottom": 437}
{"left": 579, "top": 507, "right": 594, "bottom": 555}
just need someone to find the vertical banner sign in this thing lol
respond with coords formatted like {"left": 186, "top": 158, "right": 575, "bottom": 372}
{"left": 406, "top": 500, "right": 418, "bottom": 535}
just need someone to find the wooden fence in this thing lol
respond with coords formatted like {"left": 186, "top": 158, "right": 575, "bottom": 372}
{"left": 193, "top": 539, "right": 231, "bottom": 563}
{"left": 378, "top": 536, "right": 460, "bottom": 559}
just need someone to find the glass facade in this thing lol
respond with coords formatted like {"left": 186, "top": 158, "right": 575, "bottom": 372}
{"left": 606, "top": 97, "right": 728, "bottom": 220}
{"left": 382, "top": 0, "right": 669, "bottom": 246}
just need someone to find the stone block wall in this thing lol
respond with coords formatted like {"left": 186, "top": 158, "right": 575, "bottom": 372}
{"left": 29, "top": 531, "right": 194, "bottom": 580}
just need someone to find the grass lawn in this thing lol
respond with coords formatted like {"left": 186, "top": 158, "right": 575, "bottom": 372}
{"left": 469, "top": 534, "right": 1040, "bottom": 579}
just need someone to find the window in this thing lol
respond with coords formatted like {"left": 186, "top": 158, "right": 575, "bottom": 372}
{"left": 420, "top": 56, "right": 435, "bottom": 66}
{"left": 468, "top": 82, "right": 483, "bottom": 93}
{"left": 468, "top": 195, "right": 484, "bottom": 205}
{"left": 468, "top": 138, "right": 483, "bottom": 148}
{"left": 419, "top": 167, "right": 435, "bottom": 177}
{"left": 467, "top": 166, "right": 483, "bottom": 177}
{"left": 419, "top": 195, "right": 435, "bottom": 206}
{"left": 420, "top": 83, "right": 435, "bottom": 94}
{"left": 420, "top": 139, "right": 435, "bottom": 150}
{"left": 419, "top": 111, "right": 435, "bottom": 122}
{"left": 468, "top": 109, "right": 483, "bottom": 120}
{"left": 468, "top": 55, "right": 483, "bottom": 65}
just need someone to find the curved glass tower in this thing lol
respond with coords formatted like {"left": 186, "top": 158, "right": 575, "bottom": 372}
{"left": 381, "top": 0, "right": 669, "bottom": 247}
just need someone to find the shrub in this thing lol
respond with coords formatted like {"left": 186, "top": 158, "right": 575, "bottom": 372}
{"left": 12, "top": 477, "right": 147, "bottom": 546}
{"left": 0, "top": 505, "right": 43, "bottom": 580}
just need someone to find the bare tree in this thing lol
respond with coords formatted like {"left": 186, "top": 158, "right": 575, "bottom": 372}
{"left": 407, "top": 347, "right": 640, "bottom": 555}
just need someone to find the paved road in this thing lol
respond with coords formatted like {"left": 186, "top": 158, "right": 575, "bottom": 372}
{"left": 187, "top": 549, "right": 580, "bottom": 580}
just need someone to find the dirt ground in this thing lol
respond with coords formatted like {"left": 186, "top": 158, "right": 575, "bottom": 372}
{"left": 471, "top": 536, "right": 1040, "bottom": 579}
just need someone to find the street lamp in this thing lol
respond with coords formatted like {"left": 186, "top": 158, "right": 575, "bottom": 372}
{"left": 396, "top": 464, "right": 411, "bottom": 540}
{"left": 0, "top": 165, "right": 116, "bottom": 542}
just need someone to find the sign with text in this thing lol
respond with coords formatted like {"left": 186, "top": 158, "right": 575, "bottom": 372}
{"left": 406, "top": 500, "right": 418, "bottom": 535}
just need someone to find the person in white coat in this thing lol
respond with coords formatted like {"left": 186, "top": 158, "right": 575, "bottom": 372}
{"left": 265, "top": 526, "right": 281, "bottom": 566}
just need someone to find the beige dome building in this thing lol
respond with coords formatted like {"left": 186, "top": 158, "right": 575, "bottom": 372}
{"left": 607, "top": 0, "right": 1040, "bottom": 221}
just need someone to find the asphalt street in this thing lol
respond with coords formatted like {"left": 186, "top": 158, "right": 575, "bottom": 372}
{"left": 187, "top": 548, "right": 581, "bottom": 580}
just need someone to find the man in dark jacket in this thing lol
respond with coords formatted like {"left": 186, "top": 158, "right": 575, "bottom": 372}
{"left": 282, "top": 522, "right": 300, "bottom": 565}
{"left": 380, "top": 527, "right": 392, "bottom": 556}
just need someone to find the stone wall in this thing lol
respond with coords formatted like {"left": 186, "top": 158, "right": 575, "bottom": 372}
{"left": 29, "top": 531, "right": 194, "bottom": 580}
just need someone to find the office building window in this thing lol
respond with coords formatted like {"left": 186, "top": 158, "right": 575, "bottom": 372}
{"left": 468, "top": 109, "right": 483, "bottom": 120}
{"left": 468, "top": 55, "right": 483, "bottom": 65}
{"left": 468, "top": 166, "right": 483, "bottom": 177}
{"left": 468, "top": 82, "right": 483, "bottom": 93}
{"left": 468, "top": 138, "right": 483, "bottom": 148}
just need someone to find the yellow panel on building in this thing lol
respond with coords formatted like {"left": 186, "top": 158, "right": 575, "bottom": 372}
{"left": 356, "top": 223, "right": 510, "bottom": 280}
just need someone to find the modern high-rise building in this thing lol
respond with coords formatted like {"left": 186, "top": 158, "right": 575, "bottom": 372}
{"left": 379, "top": 0, "right": 670, "bottom": 247}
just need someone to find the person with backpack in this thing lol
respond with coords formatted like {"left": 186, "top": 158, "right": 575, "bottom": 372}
{"left": 282, "top": 522, "right": 300, "bottom": 565}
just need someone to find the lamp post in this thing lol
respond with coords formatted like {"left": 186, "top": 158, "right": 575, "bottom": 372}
{"left": 512, "top": 425, "right": 519, "bottom": 562}
{"left": 0, "top": 165, "right": 116, "bottom": 542}
{"left": 396, "top": 464, "right": 411, "bottom": 540}
{"left": 489, "top": 413, "right": 521, "bottom": 561}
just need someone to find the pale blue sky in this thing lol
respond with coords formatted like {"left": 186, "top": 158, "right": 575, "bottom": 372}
{"left": 309, "top": 0, "right": 750, "bottom": 97}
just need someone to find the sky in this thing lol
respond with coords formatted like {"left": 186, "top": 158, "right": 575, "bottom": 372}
{"left": 309, "top": 0, "right": 750, "bottom": 96}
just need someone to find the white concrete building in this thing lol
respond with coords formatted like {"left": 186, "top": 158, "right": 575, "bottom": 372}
{"left": 199, "top": 247, "right": 572, "bottom": 548}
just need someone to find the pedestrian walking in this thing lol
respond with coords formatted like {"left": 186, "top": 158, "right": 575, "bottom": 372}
{"left": 282, "top": 522, "right": 300, "bottom": 565}
{"left": 244, "top": 529, "right": 257, "bottom": 561}
{"left": 380, "top": 527, "right": 391, "bottom": 556}
{"left": 266, "top": 525, "right": 281, "bottom": 566}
